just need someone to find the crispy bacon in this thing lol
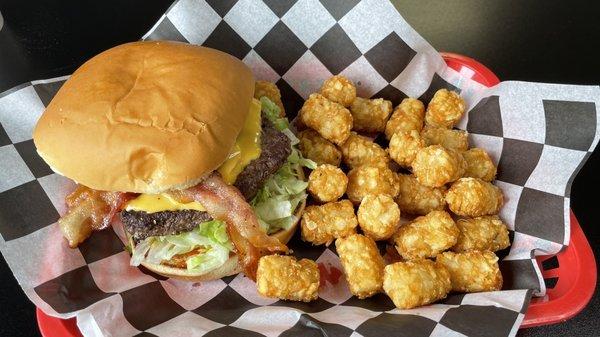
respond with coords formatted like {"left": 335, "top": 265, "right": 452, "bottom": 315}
{"left": 179, "top": 173, "right": 288, "bottom": 252}
{"left": 175, "top": 172, "right": 288, "bottom": 279}
{"left": 60, "top": 185, "right": 133, "bottom": 247}
{"left": 227, "top": 225, "right": 261, "bottom": 280}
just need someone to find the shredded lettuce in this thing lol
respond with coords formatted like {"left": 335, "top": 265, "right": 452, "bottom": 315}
{"left": 288, "top": 146, "right": 317, "bottom": 170}
{"left": 186, "top": 245, "right": 229, "bottom": 272}
{"left": 130, "top": 219, "right": 232, "bottom": 274}
{"left": 260, "top": 96, "right": 289, "bottom": 131}
{"left": 253, "top": 97, "right": 316, "bottom": 234}
{"left": 282, "top": 128, "right": 300, "bottom": 145}
{"left": 251, "top": 160, "right": 308, "bottom": 234}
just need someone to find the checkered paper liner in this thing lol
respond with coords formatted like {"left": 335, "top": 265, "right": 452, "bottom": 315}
{"left": 1, "top": 0, "right": 599, "bottom": 336}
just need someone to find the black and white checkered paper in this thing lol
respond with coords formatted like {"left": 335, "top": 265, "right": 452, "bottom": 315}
{"left": 1, "top": 1, "right": 599, "bottom": 336}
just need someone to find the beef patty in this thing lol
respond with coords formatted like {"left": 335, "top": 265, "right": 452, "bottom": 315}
{"left": 121, "top": 210, "right": 213, "bottom": 242}
{"left": 234, "top": 116, "right": 291, "bottom": 199}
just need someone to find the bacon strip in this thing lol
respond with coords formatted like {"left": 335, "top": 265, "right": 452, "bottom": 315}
{"left": 176, "top": 172, "right": 288, "bottom": 279}
{"left": 60, "top": 185, "right": 133, "bottom": 247}
{"left": 180, "top": 173, "right": 288, "bottom": 252}
{"left": 226, "top": 224, "right": 261, "bottom": 280}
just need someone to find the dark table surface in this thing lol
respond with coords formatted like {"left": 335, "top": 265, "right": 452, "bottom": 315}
{"left": 0, "top": 1, "right": 598, "bottom": 336}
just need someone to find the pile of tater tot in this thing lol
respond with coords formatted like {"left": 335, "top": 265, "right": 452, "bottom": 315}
{"left": 254, "top": 76, "right": 509, "bottom": 310}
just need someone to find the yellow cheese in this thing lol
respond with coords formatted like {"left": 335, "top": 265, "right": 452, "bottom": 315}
{"left": 125, "top": 193, "right": 205, "bottom": 213}
{"left": 217, "top": 98, "right": 262, "bottom": 184}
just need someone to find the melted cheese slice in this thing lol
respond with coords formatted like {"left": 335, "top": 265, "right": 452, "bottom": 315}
{"left": 125, "top": 193, "right": 205, "bottom": 213}
{"left": 217, "top": 98, "right": 262, "bottom": 184}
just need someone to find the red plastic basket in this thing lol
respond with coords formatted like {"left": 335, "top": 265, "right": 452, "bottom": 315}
{"left": 36, "top": 53, "right": 597, "bottom": 336}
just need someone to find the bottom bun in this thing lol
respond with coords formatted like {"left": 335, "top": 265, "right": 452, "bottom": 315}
{"left": 130, "top": 166, "right": 306, "bottom": 282}
{"left": 139, "top": 254, "right": 242, "bottom": 282}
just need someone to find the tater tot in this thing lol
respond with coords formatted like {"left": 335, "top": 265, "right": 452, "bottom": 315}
{"left": 436, "top": 251, "right": 503, "bottom": 293}
{"left": 357, "top": 194, "right": 401, "bottom": 240}
{"left": 300, "top": 93, "right": 353, "bottom": 145}
{"left": 395, "top": 174, "right": 446, "bottom": 215}
{"left": 421, "top": 127, "right": 468, "bottom": 151}
{"left": 389, "top": 130, "right": 425, "bottom": 168}
{"left": 385, "top": 98, "right": 425, "bottom": 140}
{"left": 298, "top": 129, "right": 342, "bottom": 166}
{"left": 393, "top": 210, "right": 459, "bottom": 260}
{"left": 301, "top": 200, "right": 358, "bottom": 245}
{"left": 446, "top": 178, "right": 504, "bottom": 217}
{"left": 320, "top": 75, "right": 357, "bottom": 107}
{"left": 256, "top": 255, "right": 320, "bottom": 302}
{"left": 453, "top": 216, "right": 510, "bottom": 252}
{"left": 425, "top": 89, "right": 466, "bottom": 128}
{"left": 383, "top": 259, "right": 451, "bottom": 309}
{"left": 336, "top": 234, "right": 385, "bottom": 299}
{"left": 308, "top": 164, "right": 348, "bottom": 203}
{"left": 412, "top": 145, "right": 466, "bottom": 187}
{"left": 463, "top": 148, "right": 497, "bottom": 182}
{"left": 346, "top": 165, "right": 399, "bottom": 204}
{"left": 339, "top": 132, "right": 389, "bottom": 169}
{"left": 254, "top": 81, "right": 285, "bottom": 116}
{"left": 350, "top": 97, "right": 393, "bottom": 133}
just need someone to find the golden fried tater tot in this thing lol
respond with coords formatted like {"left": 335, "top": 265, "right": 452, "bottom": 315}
{"left": 254, "top": 81, "right": 285, "bottom": 116}
{"left": 336, "top": 234, "right": 385, "bottom": 298}
{"left": 256, "top": 255, "right": 320, "bottom": 302}
{"left": 346, "top": 165, "right": 399, "bottom": 204}
{"left": 350, "top": 97, "right": 393, "bottom": 133}
{"left": 395, "top": 174, "right": 446, "bottom": 215}
{"left": 389, "top": 130, "right": 425, "bottom": 168}
{"left": 300, "top": 93, "right": 353, "bottom": 145}
{"left": 339, "top": 132, "right": 389, "bottom": 169}
{"left": 298, "top": 129, "right": 342, "bottom": 166}
{"left": 383, "top": 259, "right": 451, "bottom": 309}
{"left": 436, "top": 251, "right": 503, "bottom": 293}
{"left": 446, "top": 178, "right": 504, "bottom": 217}
{"left": 320, "top": 75, "right": 357, "bottom": 107}
{"left": 384, "top": 98, "right": 425, "bottom": 140}
{"left": 421, "top": 127, "right": 468, "bottom": 151}
{"left": 452, "top": 215, "right": 510, "bottom": 252}
{"left": 393, "top": 210, "right": 459, "bottom": 260}
{"left": 412, "top": 145, "right": 466, "bottom": 187}
{"left": 463, "top": 148, "right": 497, "bottom": 182}
{"left": 301, "top": 200, "right": 358, "bottom": 245}
{"left": 357, "top": 194, "right": 401, "bottom": 240}
{"left": 308, "top": 164, "right": 348, "bottom": 203}
{"left": 425, "top": 89, "right": 465, "bottom": 128}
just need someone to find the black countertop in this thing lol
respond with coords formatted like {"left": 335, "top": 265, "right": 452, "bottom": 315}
{"left": 0, "top": 1, "right": 598, "bottom": 336}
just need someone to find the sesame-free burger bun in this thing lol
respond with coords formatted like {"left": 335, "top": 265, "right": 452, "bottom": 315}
{"left": 33, "top": 41, "right": 255, "bottom": 194}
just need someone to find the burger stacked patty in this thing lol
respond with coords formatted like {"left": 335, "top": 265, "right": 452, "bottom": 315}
{"left": 122, "top": 210, "right": 213, "bottom": 242}
{"left": 234, "top": 116, "right": 291, "bottom": 199}
{"left": 122, "top": 116, "right": 291, "bottom": 241}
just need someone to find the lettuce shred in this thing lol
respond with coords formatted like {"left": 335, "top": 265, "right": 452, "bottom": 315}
{"left": 131, "top": 220, "right": 232, "bottom": 274}
{"left": 252, "top": 97, "right": 316, "bottom": 234}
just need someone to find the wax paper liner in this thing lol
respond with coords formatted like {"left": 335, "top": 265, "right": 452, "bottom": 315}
{"left": 1, "top": 0, "right": 599, "bottom": 336}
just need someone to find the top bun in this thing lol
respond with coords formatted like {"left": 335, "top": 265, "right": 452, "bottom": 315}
{"left": 33, "top": 41, "right": 255, "bottom": 193}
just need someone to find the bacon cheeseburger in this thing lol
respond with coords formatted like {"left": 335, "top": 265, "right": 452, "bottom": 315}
{"left": 33, "top": 41, "right": 313, "bottom": 281}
